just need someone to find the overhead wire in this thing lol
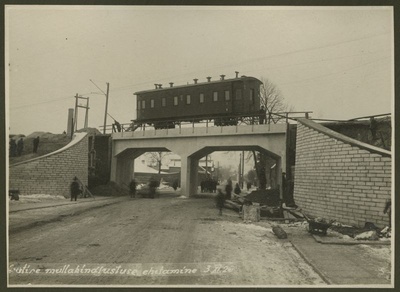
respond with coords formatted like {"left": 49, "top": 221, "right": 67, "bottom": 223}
{"left": 102, "top": 31, "right": 391, "bottom": 93}
{"left": 278, "top": 55, "right": 391, "bottom": 87}
{"left": 9, "top": 31, "right": 391, "bottom": 112}
{"left": 10, "top": 96, "right": 72, "bottom": 110}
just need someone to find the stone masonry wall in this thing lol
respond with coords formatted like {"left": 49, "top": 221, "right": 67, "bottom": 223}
{"left": 294, "top": 119, "right": 391, "bottom": 228}
{"left": 9, "top": 133, "right": 88, "bottom": 198}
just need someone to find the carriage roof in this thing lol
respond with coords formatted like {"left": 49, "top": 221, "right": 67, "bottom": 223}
{"left": 134, "top": 76, "right": 261, "bottom": 95}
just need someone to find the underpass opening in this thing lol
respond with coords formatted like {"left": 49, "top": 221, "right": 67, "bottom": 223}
{"left": 187, "top": 146, "right": 283, "bottom": 199}
{"left": 112, "top": 147, "right": 181, "bottom": 193}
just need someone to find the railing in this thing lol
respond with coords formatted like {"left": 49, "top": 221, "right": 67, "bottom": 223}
{"left": 100, "top": 111, "right": 313, "bottom": 134}
{"left": 309, "top": 113, "right": 391, "bottom": 123}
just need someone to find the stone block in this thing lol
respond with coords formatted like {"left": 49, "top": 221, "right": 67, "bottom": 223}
{"left": 243, "top": 205, "right": 260, "bottom": 222}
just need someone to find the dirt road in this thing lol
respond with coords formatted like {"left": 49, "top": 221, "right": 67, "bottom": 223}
{"left": 9, "top": 192, "right": 326, "bottom": 286}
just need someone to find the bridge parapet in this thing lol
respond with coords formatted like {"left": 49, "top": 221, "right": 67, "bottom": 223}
{"left": 112, "top": 124, "right": 287, "bottom": 140}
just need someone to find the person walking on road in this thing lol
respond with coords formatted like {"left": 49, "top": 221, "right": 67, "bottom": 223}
{"left": 225, "top": 178, "right": 233, "bottom": 200}
{"left": 148, "top": 178, "right": 158, "bottom": 199}
{"left": 70, "top": 177, "right": 81, "bottom": 201}
{"left": 215, "top": 189, "right": 225, "bottom": 216}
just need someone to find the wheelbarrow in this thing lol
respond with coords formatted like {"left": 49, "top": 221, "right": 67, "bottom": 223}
{"left": 301, "top": 212, "right": 332, "bottom": 236}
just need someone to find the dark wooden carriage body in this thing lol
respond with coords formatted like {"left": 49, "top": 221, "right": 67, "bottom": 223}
{"left": 134, "top": 76, "right": 262, "bottom": 128}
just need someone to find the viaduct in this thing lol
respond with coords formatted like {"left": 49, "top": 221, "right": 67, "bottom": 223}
{"left": 9, "top": 119, "right": 391, "bottom": 227}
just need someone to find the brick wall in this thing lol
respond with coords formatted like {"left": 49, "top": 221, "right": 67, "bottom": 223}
{"left": 9, "top": 133, "right": 88, "bottom": 198}
{"left": 294, "top": 119, "right": 391, "bottom": 228}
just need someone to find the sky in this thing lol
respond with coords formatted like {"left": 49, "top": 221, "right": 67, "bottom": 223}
{"left": 6, "top": 6, "right": 393, "bottom": 137}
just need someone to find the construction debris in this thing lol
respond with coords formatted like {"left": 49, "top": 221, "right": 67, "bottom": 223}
{"left": 354, "top": 230, "right": 379, "bottom": 241}
{"left": 272, "top": 225, "right": 288, "bottom": 239}
{"left": 224, "top": 200, "right": 241, "bottom": 211}
{"left": 244, "top": 189, "right": 280, "bottom": 206}
{"left": 380, "top": 226, "right": 391, "bottom": 238}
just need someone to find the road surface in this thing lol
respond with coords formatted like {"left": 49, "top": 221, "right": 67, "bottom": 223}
{"left": 9, "top": 191, "right": 326, "bottom": 286}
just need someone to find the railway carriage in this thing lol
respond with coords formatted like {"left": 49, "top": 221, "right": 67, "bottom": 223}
{"left": 133, "top": 73, "right": 262, "bottom": 129}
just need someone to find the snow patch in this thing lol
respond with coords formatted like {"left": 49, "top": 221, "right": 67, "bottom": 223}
{"left": 9, "top": 194, "right": 67, "bottom": 203}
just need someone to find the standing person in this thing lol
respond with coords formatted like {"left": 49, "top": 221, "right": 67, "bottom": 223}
{"left": 234, "top": 183, "right": 241, "bottom": 195}
{"left": 247, "top": 181, "right": 252, "bottom": 191}
{"left": 383, "top": 199, "right": 391, "bottom": 228}
{"left": 172, "top": 180, "right": 179, "bottom": 191}
{"left": 33, "top": 136, "right": 40, "bottom": 153}
{"left": 17, "top": 138, "right": 24, "bottom": 156}
{"left": 70, "top": 177, "right": 81, "bottom": 201}
{"left": 129, "top": 179, "right": 137, "bottom": 198}
{"left": 215, "top": 189, "right": 225, "bottom": 216}
{"left": 9, "top": 139, "right": 17, "bottom": 157}
{"left": 115, "top": 121, "right": 122, "bottom": 132}
{"left": 148, "top": 178, "right": 158, "bottom": 199}
{"left": 225, "top": 178, "right": 233, "bottom": 200}
{"left": 259, "top": 105, "right": 266, "bottom": 124}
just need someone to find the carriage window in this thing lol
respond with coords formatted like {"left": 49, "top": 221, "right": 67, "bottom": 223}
{"left": 213, "top": 91, "right": 218, "bottom": 102}
{"left": 174, "top": 96, "right": 178, "bottom": 106}
{"left": 162, "top": 97, "right": 166, "bottom": 107}
{"left": 141, "top": 100, "right": 146, "bottom": 109}
{"left": 235, "top": 89, "right": 242, "bottom": 100}
{"left": 199, "top": 93, "right": 204, "bottom": 103}
{"left": 150, "top": 99, "right": 155, "bottom": 108}
{"left": 249, "top": 89, "right": 255, "bottom": 104}
{"left": 186, "top": 95, "right": 191, "bottom": 105}
{"left": 225, "top": 90, "right": 230, "bottom": 101}
{"left": 137, "top": 100, "right": 141, "bottom": 110}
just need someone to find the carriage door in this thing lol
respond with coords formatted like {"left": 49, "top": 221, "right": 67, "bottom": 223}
{"left": 233, "top": 84, "right": 245, "bottom": 115}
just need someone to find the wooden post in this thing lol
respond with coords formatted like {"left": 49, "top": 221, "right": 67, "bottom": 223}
{"left": 74, "top": 94, "right": 79, "bottom": 131}
{"left": 103, "top": 83, "right": 110, "bottom": 134}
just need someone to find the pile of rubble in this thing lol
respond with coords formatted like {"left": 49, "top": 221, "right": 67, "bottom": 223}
{"left": 226, "top": 188, "right": 282, "bottom": 218}
{"left": 329, "top": 222, "right": 391, "bottom": 240}
{"left": 223, "top": 188, "right": 391, "bottom": 242}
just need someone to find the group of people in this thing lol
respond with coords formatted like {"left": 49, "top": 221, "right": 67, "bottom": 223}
{"left": 9, "top": 136, "right": 40, "bottom": 157}
{"left": 200, "top": 179, "right": 218, "bottom": 193}
{"left": 9, "top": 138, "right": 24, "bottom": 157}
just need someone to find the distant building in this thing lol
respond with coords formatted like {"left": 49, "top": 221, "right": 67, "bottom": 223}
{"left": 166, "top": 154, "right": 216, "bottom": 182}
{"left": 133, "top": 159, "right": 174, "bottom": 184}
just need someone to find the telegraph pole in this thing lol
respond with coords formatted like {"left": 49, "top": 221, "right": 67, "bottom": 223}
{"left": 90, "top": 79, "right": 110, "bottom": 134}
{"left": 74, "top": 93, "right": 79, "bottom": 131}
{"left": 85, "top": 97, "right": 89, "bottom": 128}
{"left": 73, "top": 94, "right": 90, "bottom": 131}
{"left": 205, "top": 155, "right": 208, "bottom": 178}
{"left": 241, "top": 151, "right": 245, "bottom": 188}
{"left": 103, "top": 82, "right": 110, "bottom": 134}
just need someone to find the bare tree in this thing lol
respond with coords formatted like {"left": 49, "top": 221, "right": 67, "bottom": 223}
{"left": 241, "top": 78, "right": 293, "bottom": 189}
{"left": 146, "top": 152, "right": 171, "bottom": 174}
{"left": 245, "top": 169, "right": 257, "bottom": 185}
{"left": 260, "top": 77, "right": 293, "bottom": 124}
{"left": 218, "top": 165, "right": 236, "bottom": 181}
